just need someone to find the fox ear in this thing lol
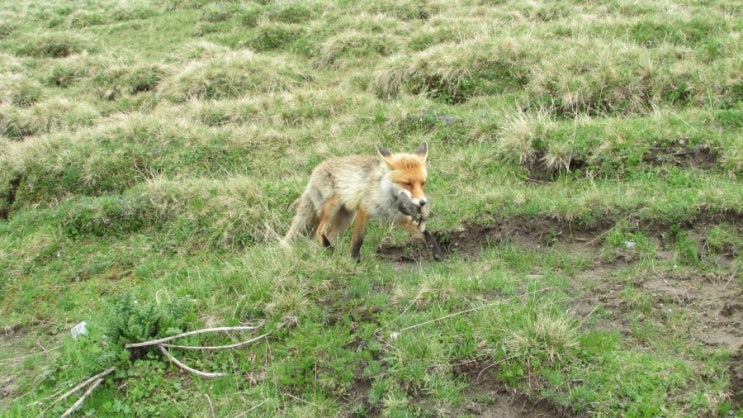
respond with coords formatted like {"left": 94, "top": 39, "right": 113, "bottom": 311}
{"left": 415, "top": 142, "right": 428, "bottom": 162}
{"left": 376, "top": 143, "right": 393, "bottom": 164}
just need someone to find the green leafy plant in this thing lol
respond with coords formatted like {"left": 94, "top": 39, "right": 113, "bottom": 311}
{"left": 104, "top": 292, "right": 196, "bottom": 347}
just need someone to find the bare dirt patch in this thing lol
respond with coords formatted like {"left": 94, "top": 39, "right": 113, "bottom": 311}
{"left": 376, "top": 214, "right": 608, "bottom": 263}
{"left": 377, "top": 211, "right": 742, "bottom": 415}
{"left": 453, "top": 359, "right": 577, "bottom": 418}
{"left": 642, "top": 140, "right": 720, "bottom": 170}
{"left": 378, "top": 211, "right": 741, "bottom": 263}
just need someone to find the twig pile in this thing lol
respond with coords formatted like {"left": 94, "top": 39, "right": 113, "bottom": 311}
{"left": 55, "top": 320, "right": 291, "bottom": 417}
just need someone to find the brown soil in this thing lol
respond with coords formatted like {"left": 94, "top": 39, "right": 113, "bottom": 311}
{"left": 376, "top": 211, "right": 742, "bottom": 416}
{"left": 452, "top": 359, "right": 576, "bottom": 418}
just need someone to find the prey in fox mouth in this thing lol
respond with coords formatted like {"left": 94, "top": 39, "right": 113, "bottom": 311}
{"left": 394, "top": 187, "right": 429, "bottom": 230}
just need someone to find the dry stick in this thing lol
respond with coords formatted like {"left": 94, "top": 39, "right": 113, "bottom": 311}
{"left": 205, "top": 394, "right": 215, "bottom": 418}
{"left": 396, "top": 301, "right": 502, "bottom": 333}
{"left": 51, "top": 367, "right": 116, "bottom": 408}
{"left": 158, "top": 345, "right": 227, "bottom": 378}
{"left": 234, "top": 399, "right": 269, "bottom": 418}
{"left": 135, "top": 321, "right": 287, "bottom": 379}
{"left": 283, "top": 393, "right": 320, "bottom": 409}
{"left": 124, "top": 325, "right": 263, "bottom": 349}
{"left": 48, "top": 323, "right": 279, "bottom": 415}
{"left": 60, "top": 377, "right": 105, "bottom": 418}
{"left": 396, "top": 288, "right": 550, "bottom": 334}
{"left": 162, "top": 331, "right": 273, "bottom": 351}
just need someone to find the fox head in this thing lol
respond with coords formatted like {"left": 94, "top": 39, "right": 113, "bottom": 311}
{"left": 376, "top": 142, "right": 429, "bottom": 207}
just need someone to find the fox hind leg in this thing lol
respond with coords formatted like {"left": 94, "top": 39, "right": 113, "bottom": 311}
{"left": 351, "top": 207, "right": 369, "bottom": 262}
{"left": 327, "top": 207, "right": 354, "bottom": 241}
{"left": 316, "top": 195, "right": 342, "bottom": 250}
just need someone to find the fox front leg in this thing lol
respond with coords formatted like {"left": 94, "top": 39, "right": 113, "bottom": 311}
{"left": 411, "top": 203, "right": 444, "bottom": 261}
{"left": 424, "top": 229, "right": 444, "bottom": 261}
{"left": 393, "top": 195, "right": 444, "bottom": 262}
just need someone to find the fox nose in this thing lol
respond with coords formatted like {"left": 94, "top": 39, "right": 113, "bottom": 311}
{"left": 419, "top": 199, "right": 427, "bottom": 207}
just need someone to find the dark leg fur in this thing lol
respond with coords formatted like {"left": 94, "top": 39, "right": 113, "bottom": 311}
{"left": 322, "top": 234, "right": 333, "bottom": 250}
{"left": 351, "top": 208, "right": 369, "bottom": 263}
{"left": 351, "top": 234, "right": 364, "bottom": 262}
{"left": 423, "top": 230, "right": 444, "bottom": 262}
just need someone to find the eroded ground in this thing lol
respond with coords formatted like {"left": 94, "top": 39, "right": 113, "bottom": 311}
{"left": 378, "top": 212, "right": 742, "bottom": 416}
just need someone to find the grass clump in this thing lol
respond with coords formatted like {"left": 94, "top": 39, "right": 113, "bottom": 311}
{"left": 504, "top": 310, "right": 579, "bottom": 365}
{"left": 0, "top": 21, "right": 16, "bottom": 39}
{"left": 124, "top": 64, "right": 167, "bottom": 94}
{"left": 241, "top": 23, "right": 306, "bottom": 52}
{"left": 526, "top": 34, "right": 741, "bottom": 116}
{"left": 495, "top": 109, "right": 554, "bottom": 166}
{"left": 0, "top": 98, "right": 98, "bottom": 140}
{"left": 0, "top": 76, "right": 42, "bottom": 107}
{"left": 158, "top": 50, "right": 309, "bottom": 102}
{"left": 312, "top": 31, "right": 399, "bottom": 69}
{"left": 15, "top": 32, "right": 92, "bottom": 58}
{"left": 375, "top": 37, "right": 534, "bottom": 103}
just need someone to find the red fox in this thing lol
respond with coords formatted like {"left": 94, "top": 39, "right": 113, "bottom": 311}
{"left": 281, "top": 142, "right": 444, "bottom": 262}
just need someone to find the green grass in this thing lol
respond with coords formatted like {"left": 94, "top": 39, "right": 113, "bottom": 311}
{"left": 1, "top": 0, "right": 742, "bottom": 417}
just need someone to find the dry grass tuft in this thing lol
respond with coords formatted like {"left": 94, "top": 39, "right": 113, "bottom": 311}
{"left": 0, "top": 52, "right": 24, "bottom": 74}
{"left": 374, "top": 37, "right": 536, "bottom": 102}
{"left": 265, "top": 276, "right": 309, "bottom": 317}
{"left": 16, "top": 32, "right": 93, "bottom": 58}
{"left": 506, "top": 312, "right": 579, "bottom": 364}
{"left": 158, "top": 50, "right": 310, "bottom": 102}
{"left": 312, "top": 31, "right": 399, "bottom": 70}
{"left": 541, "top": 141, "right": 574, "bottom": 173}
{"left": 0, "top": 75, "right": 42, "bottom": 107}
{"left": 496, "top": 109, "right": 554, "bottom": 165}
{"left": 1, "top": 97, "right": 98, "bottom": 140}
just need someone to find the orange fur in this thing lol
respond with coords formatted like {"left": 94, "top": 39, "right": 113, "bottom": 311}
{"left": 281, "top": 142, "right": 443, "bottom": 262}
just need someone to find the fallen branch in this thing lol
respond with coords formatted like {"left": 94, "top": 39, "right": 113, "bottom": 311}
{"left": 60, "top": 376, "right": 105, "bottom": 418}
{"left": 51, "top": 320, "right": 288, "bottom": 414}
{"left": 234, "top": 399, "right": 269, "bottom": 417}
{"left": 124, "top": 325, "right": 264, "bottom": 349}
{"left": 153, "top": 320, "right": 290, "bottom": 378}
{"left": 205, "top": 393, "right": 215, "bottom": 418}
{"left": 394, "top": 288, "right": 550, "bottom": 334}
{"left": 162, "top": 330, "right": 273, "bottom": 351}
{"left": 158, "top": 345, "right": 227, "bottom": 378}
{"left": 150, "top": 318, "right": 296, "bottom": 379}
{"left": 51, "top": 367, "right": 116, "bottom": 410}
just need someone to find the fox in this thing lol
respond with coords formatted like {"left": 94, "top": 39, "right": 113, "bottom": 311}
{"left": 281, "top": 142, "right": 444, "bottom": 262}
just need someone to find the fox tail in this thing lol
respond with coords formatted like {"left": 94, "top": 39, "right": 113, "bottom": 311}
{"left": 280, "top": 192, "right": 317, "bottom": 248}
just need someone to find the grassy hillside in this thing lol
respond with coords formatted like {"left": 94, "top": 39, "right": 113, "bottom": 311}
{"left": 1, "top": 0, "right": 741, "bottom": 416}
